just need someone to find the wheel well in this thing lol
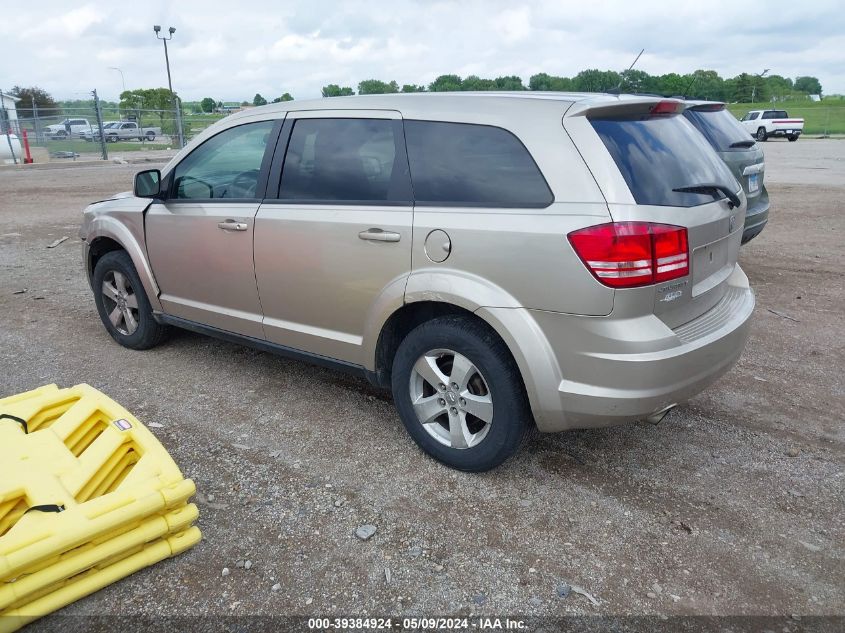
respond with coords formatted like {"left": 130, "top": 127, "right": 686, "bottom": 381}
{"left": 87, "top": 237, "right": 125, "bottom": 278}
{"left": 372, "top": 301, "right": 508, "bottom": 389}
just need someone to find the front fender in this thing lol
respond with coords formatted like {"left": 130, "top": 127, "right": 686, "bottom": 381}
{"left": 83, "top": 214, "right": 162, "bottom": 313}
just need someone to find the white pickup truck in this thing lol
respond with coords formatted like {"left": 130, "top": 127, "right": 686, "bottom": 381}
{"left": 741, "top": 109, "right": 804, "bottom": 142}
{"left": 44, "top": 118, "right": 93, "bottom": 139}
{"left": 87, "top": 121, "right": 162, "bottom": 142}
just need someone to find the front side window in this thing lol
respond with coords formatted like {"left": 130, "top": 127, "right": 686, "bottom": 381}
{"left": 404, "top": 121, "right": 552, "bottom": 207}
{"left": 279, "top": 118, "right": 409, "bottom": 203}
{"left": 172, "top": 121, "right": 274, "bottom": 200}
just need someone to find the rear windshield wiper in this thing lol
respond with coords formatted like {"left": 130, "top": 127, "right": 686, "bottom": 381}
{"left": 729, "top": 140, "right": 756, "bottom": 149}
{"left": 673, "top": 183, "right": 741, "bottom": 209}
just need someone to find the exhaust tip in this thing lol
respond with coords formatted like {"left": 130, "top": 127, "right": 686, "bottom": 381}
{"left": 646, "top": 404, "right": 677, "bottom": 425}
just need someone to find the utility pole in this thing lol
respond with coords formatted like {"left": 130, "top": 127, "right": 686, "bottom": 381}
{"left": 751, "top": 69, "right": 770, "bottom": 103}
{"left": 92, "top": 89, "right": 108, "bottom": 161}
{"left": 32, "top": 96, "right": 42, "bottom": 144}
{"left": 154, "top": 25, "right": 185, "bottom": 148}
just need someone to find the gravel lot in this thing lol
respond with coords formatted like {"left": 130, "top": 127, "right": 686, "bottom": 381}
{"left": 1, "top": 140, "right": 843, "bottom": 628}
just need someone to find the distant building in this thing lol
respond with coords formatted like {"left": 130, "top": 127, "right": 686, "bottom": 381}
{"left": 0, "top": 91, "right": 20, "bottom": 133}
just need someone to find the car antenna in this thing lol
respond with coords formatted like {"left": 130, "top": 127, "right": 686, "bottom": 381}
{"left": 608, "top": 48, "right": 645, "bottom": 94}
{"left": 682, "top": 71, "right": 700, "bottom": 99}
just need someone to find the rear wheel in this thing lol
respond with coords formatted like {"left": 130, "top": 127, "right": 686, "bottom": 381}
{"left": 391, "top": 315, "right": 531, "bottom": 471}
{"left": 788, "top": 135, "right": 798, "bottom": 142}
{"left": 146, "top": 131, "right": 156, "bottom": 141}
{"left": 756, "top": 127, "right": 767, "bottom": 142}
{"left": 92, "top": 251, "right": 168, "bottom": 350}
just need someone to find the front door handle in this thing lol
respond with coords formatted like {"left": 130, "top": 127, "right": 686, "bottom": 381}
{"left": 358, "top": 228, "right": 401, "bottom": 243}
{"left": 218, "top": 220, "right": 248, "bottom": 231}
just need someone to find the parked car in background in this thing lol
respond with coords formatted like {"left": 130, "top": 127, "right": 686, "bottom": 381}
{"left": 80, "top": 93, "right": 754, "bottom": 471}
{"left": 44, "top": 118, "right": 93, "bottom": 139}
{"left": 80, "top": 122, "right": 118, "bottom": 141}
{"left": 92, "top": 121, "right": 162, "bottom": 143}
{"left": 684, "top": 101, "right": 769, "bottom": 243}
{"left": 741, "top": 109, "right": 804, "bottom": 142}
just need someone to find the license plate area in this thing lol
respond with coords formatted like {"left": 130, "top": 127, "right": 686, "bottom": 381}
{"left": 748, "top": 172, "right": 759, "bottom": 193}
{"left": 692, "top": 235, "right": 731, "bottom": 297}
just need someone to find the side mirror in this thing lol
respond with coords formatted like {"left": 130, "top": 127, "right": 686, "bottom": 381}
{"left": 134, "top": 169, "right": 161, "bottom": 198}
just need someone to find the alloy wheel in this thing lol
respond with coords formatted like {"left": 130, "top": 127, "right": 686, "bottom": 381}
{"left": 409, "top": 348, "right": 493, "bottom": 449}
{"left": 101, "top": 270, "right": 140, "bottom": 336}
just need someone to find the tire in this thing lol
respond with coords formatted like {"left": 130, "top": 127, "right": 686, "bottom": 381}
{"left": 146, "top": 132, "right": 156, "bottom": 141}
{"left": 788, "top": 135, "right": 798, "bottom": 142}
{"left": 92, "top": 250, "right": 168, "bottom": 350}
{"left": 756, "top": 127, "right": 767, "bottom": 142}
{"left": 391, "top": 315, "right": 531, "bottom": 471}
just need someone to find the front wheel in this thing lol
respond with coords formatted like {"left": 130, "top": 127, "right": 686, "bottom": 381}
{"left": 391, "top": 315, "right": 531, "bottom": 471}
{"left": 92, "top": 250, "right": 168, "bottom": 350}
{"left": 756, "top": 127, "right": 767, "bottom": 142}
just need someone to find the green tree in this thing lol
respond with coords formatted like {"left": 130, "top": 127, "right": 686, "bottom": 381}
{"left": 119, "top": 88, "right": 179, "bottom": 130}
{"left": 461, "top": 75, "right": 495, "bottom": 91}
{"left": 428, "top": 74, "right": 463, "bottom": 92}
{"left": 272, "top": 93, "right": 294, "bottom": 102}
{"left": 9, "top": 85, "right": 59, "bottom": 118}
{"left": 253, "top": 93, "right": 267, "bottom": 106}
{"left": 200, "top": 97, "right": 215, "bottom": 113}
{"left": 493, "top": 76, "right": 525, "bottom": 90}
{"left": 357, "top": 79, "right": 399, "bottom": 94}
{"left": 321, "top": 84, "right": 355, "bottom": 97}
{"left": 573, "top": 69, "right": 620, "bottom": 92}
{"left": 528, "top": 73, "right": 573, "bottom": 92}
{"left": 401, "top": 84, "right": 426, "bottom": 93}
{"left": 794, "top": 76, "right": 822, "bottom": 95}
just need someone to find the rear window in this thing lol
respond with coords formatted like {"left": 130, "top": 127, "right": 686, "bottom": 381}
{"left": 591, "top": 114, "right": 738, "bottom": 208}
{"left": 404, "top": 121, "right": 552, "bottom": 207}
{"left": 683, "top": 107, "right": 753, "bottom": 151}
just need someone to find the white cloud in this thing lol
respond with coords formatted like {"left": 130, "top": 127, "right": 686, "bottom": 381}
{"left": 0, "top": 0, "right": 842, "bottom": 101}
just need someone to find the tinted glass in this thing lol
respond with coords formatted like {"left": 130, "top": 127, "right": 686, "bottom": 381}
{"left": 591, "top": 114, "right": 738, "bottom": 207}
{"left": 279, "top": 118, "right": 409, "bottom": 203}
{"left": 173, "top": 121, "right": 274, "bottom": 200}
{"left": 684, "top": 108, "right": 753, "bottom": 151}
{"left": 404, "top": 121, "right": 552, "bottom": 207}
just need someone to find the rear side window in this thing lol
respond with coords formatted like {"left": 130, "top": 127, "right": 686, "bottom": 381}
{"left": 683, "top": 107, "right": 753, "bottom": 151}
{"left": 279, "top": 118, "right": 411, "bottom": 204}
{"left": 591, "top": 114, "right": 738, "bottom": 208}
{"left": 404, "top": 121, "right": 552, "bottom": 207}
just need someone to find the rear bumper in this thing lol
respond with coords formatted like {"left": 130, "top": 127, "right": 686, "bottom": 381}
{"left": 742, "top": 190, "right": 769, "bottom": 243}
{"left": 485, "top": 265, "right": 754, "bottom": 432}
{"left": 768, "top": 129, "right": 802, "bottom": 138}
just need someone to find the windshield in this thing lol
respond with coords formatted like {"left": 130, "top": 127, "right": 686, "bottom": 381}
{"left": 684, "top": 107, "right": 753, "bottom": 152}
{"left": 590, "top": 113, "right": 739, "bottom": 207}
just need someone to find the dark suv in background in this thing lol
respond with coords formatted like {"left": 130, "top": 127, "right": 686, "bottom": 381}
{"left": 683, "top": 101, "right": 769, "bottom": 243}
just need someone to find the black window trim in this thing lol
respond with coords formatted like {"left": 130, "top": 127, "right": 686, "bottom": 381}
{"left": 266, "top": 116, "right": 413, "bottom": 207}
{"left": 163, "top": 118, "right": 284, "bottom": 203}
{"left": 404, "top": 119, "right": 555, "bottom": 209}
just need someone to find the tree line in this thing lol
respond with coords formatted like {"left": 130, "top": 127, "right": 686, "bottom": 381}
{"left": 317, "top": 70, "right": 823, "bottom": 102}
{"left": 5, "top": 68, "right": 825, "bottom": 123}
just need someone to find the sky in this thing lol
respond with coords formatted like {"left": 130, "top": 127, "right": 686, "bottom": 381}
{"left": 1, "top": 0, "right": 843, "bottom": 102}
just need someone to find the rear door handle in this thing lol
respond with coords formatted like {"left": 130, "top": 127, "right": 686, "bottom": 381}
{"left": 358, "top": 228, "right": 400, "bottom": 243}
{"left": 218, "top": 220, "right": 248, "bottom": 231}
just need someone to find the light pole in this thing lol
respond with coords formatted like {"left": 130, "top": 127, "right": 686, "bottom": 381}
{"left": 751, "top": 69, "right": 769, "bottom": 103}
{"left": 153, "top": 25, "right": 185, "bottom": 147}
{"left": 108, "top": 67, "right": 126, "bottom": 95}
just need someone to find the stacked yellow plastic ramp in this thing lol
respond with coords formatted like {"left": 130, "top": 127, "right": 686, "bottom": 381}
{"left": 0, "top": 384, "right": 201, "bottom": 632}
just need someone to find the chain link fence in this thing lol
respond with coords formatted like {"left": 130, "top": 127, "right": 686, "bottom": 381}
{"left": 3, "top": 92, "right": 226, "bottom": 163}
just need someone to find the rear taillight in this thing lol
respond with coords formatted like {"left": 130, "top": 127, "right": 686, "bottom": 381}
{"left": 649, "top": 100, "right": 684, "bottom": 116}
{"left": 568, "top": 222, "right": 689, "bottom": 288}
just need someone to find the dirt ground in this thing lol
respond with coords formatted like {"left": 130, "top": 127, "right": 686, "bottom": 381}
{"left": 0, "top": 139, "right": 843, "bottom": 629}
